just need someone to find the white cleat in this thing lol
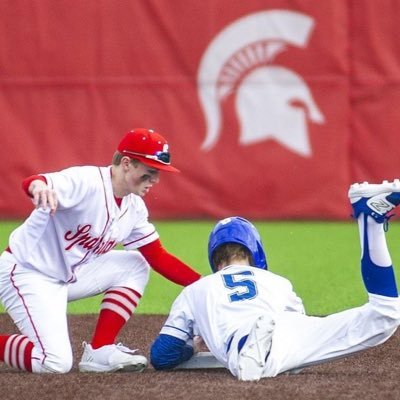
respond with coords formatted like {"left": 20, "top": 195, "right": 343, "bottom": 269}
{"left": 348, "top": 179, "right": 400, "bottom": 202}
{"left": 348, "top": 179, "right": 400, "bottom": 223}
{"left": 237, "top": 316, "right": 275, "bottom": 382}
{"left": 78, "top": 342, "right": 148, "bottom": 373}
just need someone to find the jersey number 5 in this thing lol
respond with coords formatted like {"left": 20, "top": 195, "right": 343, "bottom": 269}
{"left": 222, "top": 271, "right": 258, "bottom": 302}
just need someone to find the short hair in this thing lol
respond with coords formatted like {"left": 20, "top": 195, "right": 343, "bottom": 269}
{"left": 212, "top": 243, "right": 254, "bottom": 270}
{"left": 112, "top": 151, "right": 140, "bottom": 166}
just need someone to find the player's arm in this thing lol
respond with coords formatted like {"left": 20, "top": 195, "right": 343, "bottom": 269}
{"left": 22, "top": 174, "right": 58, "bottom": 215}
{"left": 150, "top": 334, "right": 194, "bottom": 370}
{"left": 138, "top": 239, "right": 201, "bottom": 286}
{"left": 286, "top": 293, "right": 305, "bottom": 314}
{"left": 283, "top": 280, "right": 305, "bottom": 314}
{"left": 150, "top": 290, "right": 195, "bottom": 370}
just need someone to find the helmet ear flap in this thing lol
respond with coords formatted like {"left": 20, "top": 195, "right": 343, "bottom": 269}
{"left": 209, "top": 247, "right": 218, "bottom": 273}
{"left": 255, "top": 240, "right": 267, "bottom": 270}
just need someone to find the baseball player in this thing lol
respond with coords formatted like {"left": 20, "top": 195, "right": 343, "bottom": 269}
{"left": 0, "top": 128, "right": 201, "bottom": 374}
{"left": 150, "top": 181, "right": 400, "bottom": 380}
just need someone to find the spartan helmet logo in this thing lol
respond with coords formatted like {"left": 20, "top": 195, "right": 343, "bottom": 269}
{"left": 197, "top": 10, "right": 325, "bottom": 157}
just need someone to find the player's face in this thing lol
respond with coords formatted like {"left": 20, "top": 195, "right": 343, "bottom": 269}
{"left": 125, "top": 161, "right": 160, "bottom": 197}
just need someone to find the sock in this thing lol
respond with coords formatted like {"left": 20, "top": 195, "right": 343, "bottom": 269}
{"left": 91, "top": 287, "right": 141, "bottom": 349}
{"left": 358, "top": 213, "right": 392, "bottom": 266}
{"left": 359, "top": 214, "right": 398, "bottom": 297}
{"left": 0, "top": 334, "right": 34, "bottom": 372}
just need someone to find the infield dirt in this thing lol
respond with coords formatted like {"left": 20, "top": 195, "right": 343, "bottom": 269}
{"left": 0, "top": 314, "right": 399, "bottom": 400}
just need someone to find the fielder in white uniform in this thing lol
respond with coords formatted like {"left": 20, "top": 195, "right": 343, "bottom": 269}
{"left": 0, "top": 128, "right": 201, "bottom": 373}
{"left": 150, "top": 181, "right": 400, "bottom": 380}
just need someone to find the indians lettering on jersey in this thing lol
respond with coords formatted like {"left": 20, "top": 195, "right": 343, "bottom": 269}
{"left": 64, "top": 224, "right": 117, "bottom": 256}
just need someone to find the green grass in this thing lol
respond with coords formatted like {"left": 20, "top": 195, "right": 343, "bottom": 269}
{"left": 2, "top": 220, "right": 400, "bottom": 316}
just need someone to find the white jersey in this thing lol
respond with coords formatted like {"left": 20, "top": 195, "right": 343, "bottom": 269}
{"left": 160, "top": 264, "right": 304, "bottom": 367}
{"left": 9, "top": 166, "right": 159, "bottom": 282}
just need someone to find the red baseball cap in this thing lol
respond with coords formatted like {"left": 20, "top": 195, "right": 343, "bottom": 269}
{"left": 117, "top": 128, "right": 180, "bottom": 172}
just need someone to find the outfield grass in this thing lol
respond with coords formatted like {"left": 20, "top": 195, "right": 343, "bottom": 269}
{"left": 1, "top": 219, "right": 400, "bottom": 316}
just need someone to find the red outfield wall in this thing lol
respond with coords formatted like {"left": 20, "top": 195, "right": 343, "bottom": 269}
{"left": 1, "top": 0, "right": 399, "bottom": 219}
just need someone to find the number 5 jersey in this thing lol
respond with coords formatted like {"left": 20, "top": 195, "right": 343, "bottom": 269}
{"left": 158, "top": 264, "right": 304, "bottom": 367}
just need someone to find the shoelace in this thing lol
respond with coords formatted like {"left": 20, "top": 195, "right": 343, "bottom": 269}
{"left": 116, "top": 343, "right": 139, "bottom": 354}
{"left": 384, "top": 214, "right": 395, "bottom": 232}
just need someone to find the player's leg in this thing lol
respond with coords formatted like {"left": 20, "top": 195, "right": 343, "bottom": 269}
{"left": 0, "top": 252, "right": 72, "bottom": 373}
{"left": 349, "top": 180, "right": 400, "bottom": 298}
{"left": 228, "top": 315, "right": 275, "bottom": 381}
{"left": 261, "top": 180, "right": 400, "bottom": 377}
{"left": 67, "top": 250, "right": 149, "bottom": 372}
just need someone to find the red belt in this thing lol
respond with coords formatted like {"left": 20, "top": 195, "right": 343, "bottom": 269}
{"left": 5, "top": 246, "right": 12, "bottom": 253}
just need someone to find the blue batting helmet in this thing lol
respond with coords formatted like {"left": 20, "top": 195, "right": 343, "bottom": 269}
{"left": 208, "top": 216, "right": 267, "bottom": 272}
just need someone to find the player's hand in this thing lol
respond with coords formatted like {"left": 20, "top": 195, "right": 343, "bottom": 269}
{"left": 29, "top": 180, "right": 58, "bottom": 215}
{"left": 193, "top": 336, "right": 208, "bottom": 353}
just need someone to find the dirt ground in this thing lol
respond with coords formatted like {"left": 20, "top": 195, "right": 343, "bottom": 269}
{"left": 0, "top": 313, "right": 399, "bottom": 400}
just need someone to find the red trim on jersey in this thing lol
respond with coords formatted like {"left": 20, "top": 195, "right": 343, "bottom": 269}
{"left": 109, "top": 167, "right": 123, "bottom": 209}
{"left": 10, "top": 264, "right": 47, "bottom": 366}
{"left": 98, "top": 168, "right": 110, "bottom": 236}
{"left": 124, "top": 230, "right": 157, "bottom": 247}
{"left": 118, "top": 206, "right": 129, "bottom": 219}
{"left": 22, "top": 175, "right": 47, "bottom": 197}
{"left": 138, "top": 239, "right": 201, "bottom": 286}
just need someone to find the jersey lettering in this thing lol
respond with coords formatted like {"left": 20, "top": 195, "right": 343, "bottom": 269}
{"left": 64, "top": 224, "right": 117, "bottom": 255}
{"left": 222, "top": 271, "right": 258, "bottom": 302}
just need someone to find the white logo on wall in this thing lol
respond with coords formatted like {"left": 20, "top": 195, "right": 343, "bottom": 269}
{"left": 197, "top": 10, "right": 325, "bottom": 157}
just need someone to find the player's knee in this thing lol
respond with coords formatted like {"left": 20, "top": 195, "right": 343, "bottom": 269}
{"left": 369, "top": 294, "right": 400, "bottom": 323}
{"left": 42, "top": 357, "right": 73, "bottom": 374}
{"left": 364, "top": 296, "right": 400, "bottom": 342}
{"left": 127, "top": 254, "right": 150, "bottom": 287}
{"left": 34, "top": 352, "right": 73, "bottom": 374}
{"left": 142, "top": 262, "right": 150, "bottom": 285}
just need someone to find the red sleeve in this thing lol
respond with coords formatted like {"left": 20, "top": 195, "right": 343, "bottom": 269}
{"left": 22, "top": 175, "right": 47, "bottom": 197}
{"left": 138, "top": 239, "right": 201, "bottom": 286}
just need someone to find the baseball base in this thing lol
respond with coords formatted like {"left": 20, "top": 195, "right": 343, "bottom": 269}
{"left": 175, "top": 352, "right": 225, "bottom": 370}
{"left": 174, "top": 351, "right": 307, "bottom": 375}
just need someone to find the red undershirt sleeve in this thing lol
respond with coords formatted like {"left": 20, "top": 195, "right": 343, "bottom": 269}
{"left": 22, "top": 175, "right": 47, "bottom": 197}
{"left": 138, "top": 239, "right": 201, "bottom": 286}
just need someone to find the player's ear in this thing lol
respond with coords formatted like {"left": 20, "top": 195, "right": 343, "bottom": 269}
{"left": 121, "top": 156, "right": 132, "bottom": 170}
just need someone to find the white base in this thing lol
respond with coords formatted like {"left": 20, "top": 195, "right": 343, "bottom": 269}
{"left": 175, "top": 352, "right": 225, "bottom": 370}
